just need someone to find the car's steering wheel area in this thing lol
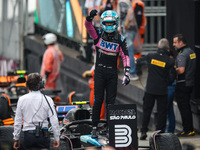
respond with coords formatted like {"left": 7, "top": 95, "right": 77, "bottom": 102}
{"left": 61, "top": 119, "right": 107, "bottom": 136}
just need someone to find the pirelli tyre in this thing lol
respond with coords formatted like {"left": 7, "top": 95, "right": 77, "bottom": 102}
{"left": 149, "top": 130, "right": 182, "bottom": 150}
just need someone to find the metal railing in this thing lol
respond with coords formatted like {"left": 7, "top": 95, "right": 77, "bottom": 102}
{"left": 142, "top": 0, "right": 166, "bottom": 54}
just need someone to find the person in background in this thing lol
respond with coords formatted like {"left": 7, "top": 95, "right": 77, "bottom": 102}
{"left": 137, "top": 38, "right": 176, "bottom": 140}
{"left": 118, "top": 0, "right": 139, "bottom": 80}
{"left": 13, "top": 73, "right": 60, "bottom": 150}
{"left": 166, "top": 48, "right": 176, "bottom": 133}
{"left": 82, "top": 65, "right": 105, "bottom": 119}
{"left": 166, "top": 81, "right": 176, "bottom": 133}
{"left": 131, "top": 0, "right": 147, "bottom": 75}
{"left": 79, "top": 0, "right": 102, "bottom": 63}
{"left": 99, "top": 0, "right": 118, "bottom": 15}
{"left": 85, "top": 9, "right": 130, "bottom": 138}
{"left": 173, "top": 34, "right": 196, "bottom": 137}
{"left": 40, "top": 33, "right": 64, "bottom": 89}
{"left": 85, "top": 0, "right": 102, "bottom": 27}
{"left": 131, "top": 0, "right": 146, "bottom": 45}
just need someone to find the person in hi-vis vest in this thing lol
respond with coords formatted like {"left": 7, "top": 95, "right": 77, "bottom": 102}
{"left": 40, "top": 33, "right": 64, "bottom": 89}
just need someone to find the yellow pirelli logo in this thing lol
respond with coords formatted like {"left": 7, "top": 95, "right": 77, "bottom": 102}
{"left": 190, "top": 53, "right": 196, "bottom": 59}
{"left": 151, "top": 59, "right": 166, "bottom": 68}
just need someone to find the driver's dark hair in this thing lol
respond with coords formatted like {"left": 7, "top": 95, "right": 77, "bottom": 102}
{"left": 26, "top": 73, "right": 42, "bottom": 91}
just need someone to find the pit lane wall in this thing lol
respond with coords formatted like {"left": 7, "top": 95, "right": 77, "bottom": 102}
{"left": 24, "top": 35, "right": 200, "bottom": 133}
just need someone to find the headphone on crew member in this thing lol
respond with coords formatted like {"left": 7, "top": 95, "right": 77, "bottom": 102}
{"left": 26, "top": 72, "right": 54, "bottom": 115}
{"left": 26, "top": 73, "right": 45, "bottom": 90}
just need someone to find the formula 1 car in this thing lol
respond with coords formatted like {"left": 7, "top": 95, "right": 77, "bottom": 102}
{"left": 49, "top": 91, "right": 109, "bottom": 149}
{"left": 0, "top": 70, "right": 62, "bottom": 104}
{"left": 56, "top": 119, "right": 108, "bottom": 150}
{"left": 0, "top": 70, "right": 28, "bottom": 104}
{"left": 0, "top": 70, "right": 27, "bottom": 88}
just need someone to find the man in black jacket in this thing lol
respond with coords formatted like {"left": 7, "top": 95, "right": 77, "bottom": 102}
{"left": 137, "top": 38, "right": 176, "bottom": 140}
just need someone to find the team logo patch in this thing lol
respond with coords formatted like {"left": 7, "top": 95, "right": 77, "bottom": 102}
{"left": 100, "top": 39, "right": 118, "bottom": 51}
{"left": 151, "top": 59, "right": 166, "bottom": 68}
{"left": 190, "top": 53, "right": 196, "bottom": 59}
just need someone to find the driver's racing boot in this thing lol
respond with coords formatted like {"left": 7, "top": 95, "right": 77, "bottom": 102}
{"left": 91, "top": 127, "right": 98, "bottom": 138}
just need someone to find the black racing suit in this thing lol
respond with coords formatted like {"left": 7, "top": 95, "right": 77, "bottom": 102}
{"left": 85, "top": 19, "right": 130, "bottom": 127}
{"left": 137, "top": 48, "right": 176, "bottom": 133}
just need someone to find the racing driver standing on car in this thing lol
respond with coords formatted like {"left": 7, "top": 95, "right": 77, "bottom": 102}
{"left": 85, "top": 9, "right": 130, "bottom": 138}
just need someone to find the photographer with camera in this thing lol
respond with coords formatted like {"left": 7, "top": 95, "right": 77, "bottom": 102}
{"left": 13, "top": 73, "right": 60, "bottom": 150}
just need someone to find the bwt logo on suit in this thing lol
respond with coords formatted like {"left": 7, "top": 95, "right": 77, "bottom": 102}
{"left": 114, "top": 124, "right": 132, "bottom": 147}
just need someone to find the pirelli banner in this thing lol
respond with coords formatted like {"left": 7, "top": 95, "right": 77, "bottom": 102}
{"left": 108, "top": 104, "right": 138, "bottom": 150}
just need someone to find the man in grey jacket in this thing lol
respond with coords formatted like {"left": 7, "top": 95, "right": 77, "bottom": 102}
{"left": 173, "top": 34, "right": 196, "bottom": 137}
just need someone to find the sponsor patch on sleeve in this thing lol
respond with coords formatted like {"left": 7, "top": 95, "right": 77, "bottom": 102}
{"left": 151, "top": 59, "right": 166, "bottom": 68}
{"left": 190, "top": 53, "right": 196, "bottom": 59}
